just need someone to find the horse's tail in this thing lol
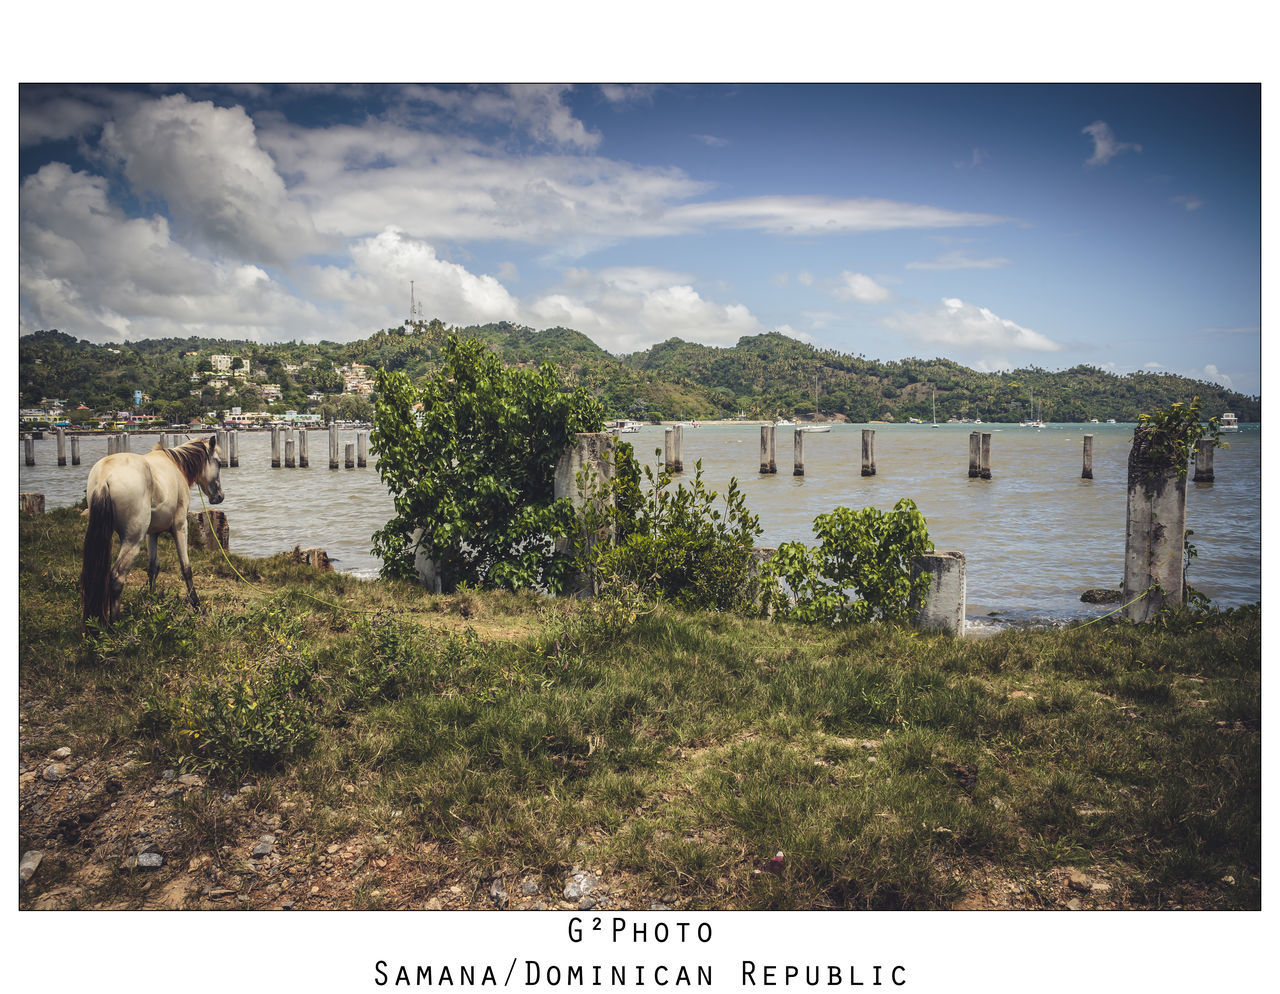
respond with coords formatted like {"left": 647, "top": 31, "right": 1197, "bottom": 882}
{"left": 81, "top": 490, "right": 115, "bottom": 624}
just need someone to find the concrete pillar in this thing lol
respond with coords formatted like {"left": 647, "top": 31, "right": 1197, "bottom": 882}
{"left": 345, "top": 442, "right": 355, "bottom": 468}
{"left": 23, "top": 435, "right": 35, "bottom": 466}
{"left": 760, "top": 425, "right": 776, "bottom": 474}
{"left": 980, "top": 432, "right": 992, "bottom": 480}
{"left": 411, "top": 527, "right": 443, "bottom": 595}
{"left": 968, "top": 432, "right": 981, "bottom": 478}
{"left": 229, "top": 429, "right": 239, "bottom": 467}
{"left": 357, "top": 431, "right": 368, "bottom": 468}
{"left": 861, "top": 429, "right": 876, "bottom": 477}
{"left": 1082, "top": 434, "right": 1094, "bottom": 480}
{"left": 285, "top": 436, "right": 296, "bottom": 468}
{"left": 107, "top": 435, "right": 117, "bottom": 456}
{"left": 56, "top": 428, "right": 67, "bottom": 466}
{"left": 19, "top": 493, "right": 45, "bottom": 515}
{"left": 553, "top": 432, "right": 618, "bottom": 595}
{"left": 793, "top": 426, "right": 804, "bottom": 476}
{"left": 119, "top": 433, "right": 129, "bottom": 453}
{"left": 911, "top": 551, "right": 966, "bottom": 635}
{"left": 1192, "top": 438, "right": 1214, "bottom": 483}
{"left": 664, "top": 428, "right": 675, "bottom": 473}
{"left": 1122, "top": 429, "right": 1188, "bottom": 622}
{"left": 187, "top": 509, "right": 229, "bottom": 552}
{"left": 271, "top": 425, "right": 281, "bottom": 468}
{"left": 329, "top": 423, "right": 339, "bottom": 470}
{"left": 672, "top": 424, "right": 683, "bottom": 473}
{"left": 298, "top": 429, "right": 308, "bottom": 468}
{"left": 71, "top": 436, "right": 81, "bottom": 466}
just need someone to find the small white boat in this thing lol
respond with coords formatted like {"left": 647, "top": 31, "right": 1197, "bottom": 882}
{"left": 797, "top": 424, "right": 831, "bottom": 433}
{"left": 1106, "top": 418, "right": 1117, "bottom": 424}
{"left": 610, "top": 419, "right": 643, "bottom": 433}
{"left": 1220, "top": 412, "right": 1240, "bottom": 432}
{"left": 774, "top": 419, "right": 796, "bottom": 427}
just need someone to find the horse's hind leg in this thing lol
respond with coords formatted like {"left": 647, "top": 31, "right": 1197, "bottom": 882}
{"left": 108, "top": 534, "right": 145, "bottom": 622}
{"left": 172, "top": 523, "right": 200, "bottom": 609}
{"left": 147, "top": 534, "right": 160, "bottom": 593}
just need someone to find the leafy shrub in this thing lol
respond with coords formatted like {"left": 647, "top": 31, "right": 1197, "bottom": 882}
{"left": 1133, "top": 396, "right": 1223, "bottom": 485}
{"left": 371, "top": 334, "right": 603, "bottom": 592}
{"left": 139, "top": 611, "right": 318, "bottom": 776}
{"left": 589, "top": 457, "right": 764, "bottom": 613}
{"left": 767, "top": 498, "right": 934, "bottom": 625}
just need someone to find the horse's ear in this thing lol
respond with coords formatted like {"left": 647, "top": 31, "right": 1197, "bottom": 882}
{"left": 207, "top": 436, "right": 218, "bottom": 455}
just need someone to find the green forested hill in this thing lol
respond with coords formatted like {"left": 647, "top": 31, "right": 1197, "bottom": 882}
{"left": 19, "top": 322, "right": 1261, "bottom": 425}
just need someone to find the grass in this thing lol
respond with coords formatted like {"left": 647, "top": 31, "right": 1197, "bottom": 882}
{"left": 18, "top": 507, "right": 1261, "bottom": 910}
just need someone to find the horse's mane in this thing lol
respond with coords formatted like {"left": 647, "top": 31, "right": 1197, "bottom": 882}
{"left": 162, "top": 437, "right": 213, "bottom": 486}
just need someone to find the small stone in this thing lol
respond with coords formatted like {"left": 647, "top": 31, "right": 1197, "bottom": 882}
{"left": 489, "top": 880, "right": 508, "bottom": 908}
{"left": 326, "top": 844, "right": 340, "bottom": 854}
{"left": 661, "top": 891, "right": 677, "bottom": 904}
{"left": 252, "top": 835, "right": 276, "bottom": 858}
{"left": 42, "top": 764, "right": 65, "bottom": 782}
{"left": 1067, "top": 870, "right": 1093, "bottom": 893}
{"left": 520, "top": 878, "right": 540, "bottom": 896}
{"left": 311, "top": 886, "right": 321, "bottom": 894}
{"left": 19, "top": 851, "right": 43, "bottom": 884}
{"left": 1090, "top": 881, "right": 1112, "bottom": 894}
{"left": 137, "top": 852, "right": 165, "bottom": 870}
{"left": 178, "top": 774, "right": 202, "bottom": 787}
{"left": 650, "top": 902, "right": 671, "bottom": 911}
{"left": 1221, "top": 875, "right": 1236, "bottom": 886}
{"left": 578, "top": 896, "right": 597, "bottom": 911}
{"left": 564, "top": 872, "right": 600, "bottom": 900}
{"left": 990, "top": 796, "right": 1007, "bottom": 810}
{"left": 282, "top": 899, "right": 295, "bottom": 910}
{"left": 1065, "top": 897, "right": 1083, "bottom": 911}
{"left": 51, "top": 747, "right": 72, "bottom": 760}
{"left": 343, "top": 783, "right": 355, "bottom": 793}
{"left": 161, "top": 769, "right": 177, "bottom": 782}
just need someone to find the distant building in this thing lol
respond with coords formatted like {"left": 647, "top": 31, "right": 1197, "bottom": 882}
{"left": 210, "top": 354, "right": 233, "bottom": 373}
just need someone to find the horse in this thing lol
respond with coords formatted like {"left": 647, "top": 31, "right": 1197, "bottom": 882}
{"left": 81, "top": 435, "right": 225, "bottom": 625}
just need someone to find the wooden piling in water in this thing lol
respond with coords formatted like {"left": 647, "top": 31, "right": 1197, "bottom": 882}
{"left": 229, "top": 429, "right": 239, "bottom": 467}
{"left": 861, "top": 429, "right": 876, "bottom": 477}
{"left": 980, "top": 432, "right": 992, "bottom": 480}
{"left": 968, "top": 432, "right": 981, "bottom": 478}
{"left": 71, "top": 436, "right": 80, "bottom": 465}
{"left": 271, "top": 425, "right": 281, "bottom": 468}
{"left": 329, "top": 423, "right": 339, "bottom": 470}
{"left": 56, "top": 428, "right": 67, "bottom": 466}
{"left": 1123, "top": 431, "right": 1187, "bottom": 621}
{"left": 664, "top": 428, "right": 675, "bottom": 473}
{"left": 285, "top": 436, "right": 296, "bottom": 468}
{"left": 760, "top": 425, "right": 776, "bottom": 474}
{"left": 345, "top": 442, "right": 355, "bottom": 469}
{"left": 298, "top": 429, "right": 308, "bottom": 468}
{"left": 357, "top": 431, "right": 368, "bottom": 468}
{"left": 24, "top": 434, "right": 35, "bottom": 466}
{"left": 1192, "top": 438, "right": 1214, "bottom": 483}
{"left": 1082, "top": 434, "right": 1094, "bottom": 480}
{"left": 672, "top": 424, "right": 683, "bottom": 473}
{"left": 793, "top": 426, "right": 805, "bottom": 476}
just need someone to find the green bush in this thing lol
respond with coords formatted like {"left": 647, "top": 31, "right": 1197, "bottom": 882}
{"left": 139, "top": 610, "right": 318, "bottom": 776}
{"left": 371, "top": 334, "right": 603, "bottom": 592}
{"left": 767, "top": 498, "right": 934, "bottom": 625}
{"left": 590, "top": 458, "right": 763, "bottom": 613}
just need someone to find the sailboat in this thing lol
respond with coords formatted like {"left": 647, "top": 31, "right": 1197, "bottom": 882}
{"left": 1020, "top": 387, "right": 1044, "bottom": 428}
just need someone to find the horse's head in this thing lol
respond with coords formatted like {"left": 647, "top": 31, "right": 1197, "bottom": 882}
{"left": 200, "top": 435, "right": 225, "bottom": 504}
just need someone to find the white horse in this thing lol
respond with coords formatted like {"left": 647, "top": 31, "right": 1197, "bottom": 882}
{"left": 81, "top": 435, "right": 225, "bottom": 624}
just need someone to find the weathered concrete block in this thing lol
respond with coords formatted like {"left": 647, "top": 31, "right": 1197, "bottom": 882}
{"left": 911, "top": 551, "right": 966, "bottom": 635}
{"left": 292, "top": 546, "right": 334, "bottom": 571}
{"left": 19, "top": 493, "right": 45, "bottom": 515}
{"left": 1122, "top": 428, "right": 1187, "bottom": 621}
{"left": 187, "top": 509, "right": 229, "bottom": 552}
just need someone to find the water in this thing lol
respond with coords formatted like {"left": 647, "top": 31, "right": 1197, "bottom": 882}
{"left": 18, "top": 423, "right": 1261, "bottom": 623}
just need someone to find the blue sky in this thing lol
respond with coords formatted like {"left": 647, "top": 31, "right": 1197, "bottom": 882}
{"left": 18, "top": 82, "right": 1261, "bottom": 394}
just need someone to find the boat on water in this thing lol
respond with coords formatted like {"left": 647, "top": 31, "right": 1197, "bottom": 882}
{"left": 1106, "top": 418, "right": 1117, "bottom": 424}
{"left": 1220, "top": 412, "right": 1240, "bottom": 432}
{"left": 609, "top": 419, "right": 643, "bottom": 433}
{"left": 797, "top": 425, "right": 831, "bottom": 433}
{"left": 1019, "top": 387, "right": 1044, "bottom": 428}
{"left": 774, "top": 418, "right": 796, "bottom": 427}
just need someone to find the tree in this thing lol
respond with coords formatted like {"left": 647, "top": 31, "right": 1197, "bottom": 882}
{"left": 370, "top": 334, "right": 604, "bottom": 591}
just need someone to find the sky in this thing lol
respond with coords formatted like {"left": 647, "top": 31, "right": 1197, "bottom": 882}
{"left": 17, "top": 82, "right": 1261, "bottom": 395}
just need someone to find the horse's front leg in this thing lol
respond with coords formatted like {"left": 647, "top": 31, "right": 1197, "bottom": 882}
{"left": 147, "top": 533, "right": 160, "bottom": 593}
{"left": 172, "top": 522, "right": 200, "bottom": 609}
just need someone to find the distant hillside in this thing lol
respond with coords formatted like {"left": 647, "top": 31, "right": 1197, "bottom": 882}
{"left": 19, "top": 322, "right": 1261, "bottom": 425}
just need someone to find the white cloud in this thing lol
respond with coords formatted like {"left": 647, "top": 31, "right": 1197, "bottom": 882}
{"left": 1197, "top": 364, "right": 1233, "bottom": 388}
{"left": 524, "top": 266, "right": 762, "bottom": 353}
{"left": 1082, "top": 120, "right": 1142, "bottom": 166}
{"left": 668, "top": 195, "right": 1011, "bottom": 235}
{"left": 775, "top": 324, "right": 814, "bottom": 344}
{"left": 796, "top": 271, "right": 814, "bottom": 287}
{"left": 1144, "top": 361, "right": 1164, "bottom": 369}
{"left": 1171, "top": 194, "right": 1205, "bottom": 211}
{"left": 885, "top": 298, "right": 1062, "bottom": 353}
{"left": 401, "top": 84, "right": 601, "bottom": 149}
{"left": 833, "top": 271, "right": 891, "bottom": 303}
{"left": 19, "top": 162, "right": 326, "bottom": 342}
{"left": 598, "top": 84, "right": 661, "bottom": 106}
{"left": 99, "top": 93, "right": 322, "bottom": 265}
{"left": 906, "top": 250, "right": 1011, "bottom": 270}
{"left": 692, "top": 133, "right": 729, "bottom": 147}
